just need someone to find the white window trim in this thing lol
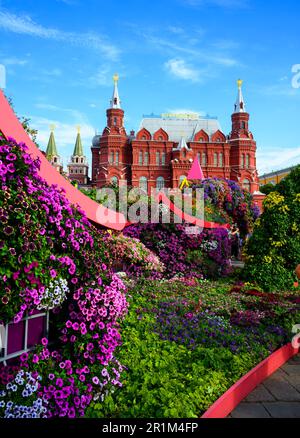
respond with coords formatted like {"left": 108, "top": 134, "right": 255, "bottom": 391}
{"left": 0, "top": 311, "right": 49, "bottom": 365}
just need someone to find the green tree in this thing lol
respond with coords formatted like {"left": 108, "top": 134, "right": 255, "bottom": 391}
{"left": 243, "top": 167, "right": 300, "bottom": 291}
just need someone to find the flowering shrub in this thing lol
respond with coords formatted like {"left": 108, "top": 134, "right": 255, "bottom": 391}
{"left": 243, "top": 168, "right": 300, "bottom": 291}
{"left": 103, "top": 233, "right": 165, "bottom": 278}
{"left": 88, "top": 278, "right": 299, "bottom": 418}
{"left": 124, "top": 223, "right": 231, "bottom": 279}
{"left": 193, "top": 178, "right": 260, "bottom": 237}
{"left": 0, "top": 370, "right": 47, "bottom": 418}
{"left": 0, "top": 135, "right": 128, "bottom": 417}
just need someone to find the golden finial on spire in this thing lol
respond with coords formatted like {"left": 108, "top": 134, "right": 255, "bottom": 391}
{"left": 76, "top": 125, "right": 81, "bottom": 134}
{"left": 237, "top": 79, "right": 243, "bottom": 89}
{"left": 113, "top": 73, "right": 119, "bottom": 83}
{"left": 50, "top": 124, "right": 56, "bottom": 132}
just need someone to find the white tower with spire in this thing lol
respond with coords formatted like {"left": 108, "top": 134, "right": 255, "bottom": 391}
{"left": 110, "top": 73, "right": 121, "bottom": 109}
{"left": 234, "top": 79, "right": 246, "bottom": 113}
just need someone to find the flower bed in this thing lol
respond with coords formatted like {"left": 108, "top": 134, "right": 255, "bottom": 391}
{"left": 0, "top": 135, "right": 128, "bottom": 418}
{"left": 124, "top": 223, "right": 232, "bottom": 279}
{"left": 86, "top": 279, "right": 300, "bottom": 418}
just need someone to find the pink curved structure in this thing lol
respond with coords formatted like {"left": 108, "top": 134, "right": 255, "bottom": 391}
{"left": 0, "top": 90, "right": 126, "bottom": 230}
{"left": 201, "top": 343, "right": 299, "bottom": 418}
{"left": 0, "top": 89, "right": 229, "bottom": 231}
{"left": 125, "top": 191, "right": 230, "bottom": 230}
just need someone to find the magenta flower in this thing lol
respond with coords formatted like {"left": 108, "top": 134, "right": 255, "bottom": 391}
{"left": 6, "top": 153, "right": 17, "bottom": 161}
{"left": 56, "top": 378, "right": 64, "bottom": 388}
{"left": 41, "top": 337, "right": 48, "bottom": 346}
{"left": 92, "top": 377, "right": 99, "bottom": 385}
{"left": 50, "top": 269, "right": 57, "bottom": 278}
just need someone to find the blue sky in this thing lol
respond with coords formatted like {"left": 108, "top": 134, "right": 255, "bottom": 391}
{"left": 0, "top": 0, "right": 300, "bottom": 174}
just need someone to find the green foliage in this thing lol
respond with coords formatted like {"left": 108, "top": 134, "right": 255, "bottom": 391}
{"left": 243, "top": 167, "right": 300, "bottom": 291}
{"left": 86, "top": 279, "right": 299, "bottom": 418}
{"left": 259, "top": 183, "right": 277, "bottom": 195}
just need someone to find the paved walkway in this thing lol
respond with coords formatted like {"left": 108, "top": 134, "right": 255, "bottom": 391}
{"left": 229, "top": 354, "right": 300, "bottom": 418}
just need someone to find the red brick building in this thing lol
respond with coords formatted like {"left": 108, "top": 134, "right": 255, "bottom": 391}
{"left": 91, "top": 76, "right": 260, "bottom": 194}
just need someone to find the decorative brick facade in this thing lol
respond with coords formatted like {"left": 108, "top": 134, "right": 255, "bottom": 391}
{"left": 91, "top": 78, "right": 260, "bottom": 195}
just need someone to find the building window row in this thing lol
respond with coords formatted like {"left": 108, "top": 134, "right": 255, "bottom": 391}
{"left": 213, "top": 152, "right": 224, "bottom": 167}
{"left": 197, "top": 152, "right": 207, "bottom": 166}
{"left": 72, "top": 157, "right": 85, "bottom": 164}
{"left": 109, "top": 151, "right": 120, "bottom": 165}
{"left": 138, "top": 151, "right": 166, "bottom": 166}
{"left": 71, "top": 168, "right": 84, "bottom": 174}
{"left": 241, "top": 153, "right": 251, "bottom": 168}
{"left": 138, "top": 176, "right": 166, "bottom": 192}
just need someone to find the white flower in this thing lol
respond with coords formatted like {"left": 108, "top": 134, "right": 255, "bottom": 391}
{"left": 37, "top": 278, "right": 70, "bottom": 310}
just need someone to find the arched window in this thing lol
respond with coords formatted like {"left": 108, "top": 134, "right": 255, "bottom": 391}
{"left": 246, "top": 154, "right": 250, "bottom": 168}
{"left": 53, "top": 157, "right": 57, "bottom": 163}
{"left": 243, "top": 179, "right": 251, "bottom": 192}
{"left": 241, "top": 121, "right": 246, "bottom": 129}
{"left": 116, "top": 151, "right": 119, "bottom": 166}
{"left": 110, "top": 151, "right": 114, "bottom": 164}
{"left": 241, "top": 154, "right": 244, "bottom": 168}
{"left": 144, "top": 151, "right": 149, "bottom": 166}
{"left": 139, "top": 176, "right": 148, "bottom": 193}
{"left": 197, "top": 152, "right": 201, "bottom": 163}
{"left": 214, "top": 152, "right": 218, "bottom": 167}
{"left": 202, "top": 152, "right": 207, "bottom": 166}
{"left": 161, "top": 152, "right": 166, "bottom": 166}
{"left": 158, "top": 136, "right": 163, "bottom": 141}
{"left": 111, "top": 176, "right": 118, "bottom": 186}
{"left": 76, "top": 157, "right": 79, "bottom": 163}
{"left": 156, "top": 176, "right": 165, "bottom": 191}
{"left": 200, "top": 138, "right": 204, "bottom": 142}
{"left": 142, "top": 135, "right": 146, "bottom": 140}
{"left": 81, "top": 158, "right": 84, "bottom": 163}
{"left": 139, "top": 151, "right": 143, "bottom": 165}
{"left": 113, "top": 117, "right": 117, "bottom": 126}
{"left": 219, "top": 153, "right": 223, "bottom": 167}
{"left": 156, "top": 151, "right": 160, "bottom": 166}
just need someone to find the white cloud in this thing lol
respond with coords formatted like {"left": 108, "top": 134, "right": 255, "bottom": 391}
{"left": 30, "top": 115, "right": 94, "bottom": 170}
{"left": 0, "top": 10, "right": 120, "bottom": 60}
{"left": 89, "top": 66, "right": 112, "bottom": 87}
{"left": 168, "top": 26, "right": 185, "bottom": 35}
{"left": 34, "top": 103, "right": 86, "bottom": 120}
{"left": 2, "top": 57, "right": 28, "bottom": 66}
{"left": 165, "top": 58, "right": 201, "bottom": 82}
{"left": 257, "top": 147, "right": 300, "bottom": 175}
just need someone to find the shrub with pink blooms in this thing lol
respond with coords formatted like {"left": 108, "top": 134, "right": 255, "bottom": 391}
{"left": 0, "top": 135, "right": 128, "bottom": 417}
{"left": 103, "top": 233, "right": 165, "bottom": 278}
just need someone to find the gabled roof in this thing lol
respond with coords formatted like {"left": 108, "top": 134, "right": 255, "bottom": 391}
{"left": 139, "top": 114, "right": 222, "bottom": 142}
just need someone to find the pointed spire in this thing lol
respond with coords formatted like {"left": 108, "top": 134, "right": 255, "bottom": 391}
{"left": 110, "top": 73, "right": 121, "bottom": 109}
{"left": 178, "top": 136, "right": 189, "bottom": 150}
{"left": 234, "top": 79, "right": 246, "bottom": 113}
{"left": 73, "top": 126, "right": 84, "bottom": 156}
{"left": 46, "top": 125, "right": 58, "bottom": 158}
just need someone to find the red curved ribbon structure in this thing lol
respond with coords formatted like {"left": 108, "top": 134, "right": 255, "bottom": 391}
{"left": 0, "top": 89, "right": 229, "bottom": 231}
{"left": 201, "top": 343, "right": 299, "bottom": 418}
{"left": 0, "top": 89, "right": 126, "bottom": 230}
{"left": 154, "top": 191, "right": 230, "bottom": 230}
